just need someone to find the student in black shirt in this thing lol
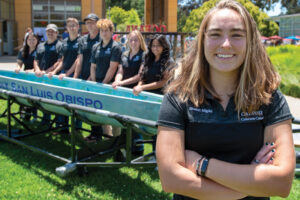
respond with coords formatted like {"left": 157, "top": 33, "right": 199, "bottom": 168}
{"left": 34, "top": 23, "right": 62, "bottom": 125}
{"left": 112, "top": 30, "right": 147, "bottom": 89}
{"left": 133, "top": 34, "right": 174, "bottom": 95}
{"left": 15, "top": 32, "right": 39, "bottom": 121}
{"left": 48, "top": 18, "right": 80, "bottom": 79}
{"left": 112, "top": 30, "right": 147, "bottom": 155}
{"left": 156, "top": 1, "right": 295, "bottom": 199}
{"left": 89, "top": 18, "right": 122, "bottom": 141}
{"left": 74, "top": 13, "right": 100, "bottom": 80}
{"left": 90, "top": 19, "right": 121, "bottom": 83}
{"left": 47, "top": 18, "right": 81, "bottom": 134}
{"left": 16, "top": 33, "right": 39, "bottom": 73}
{"left": 34, "top": 24, "right": 62, "bottom": 77}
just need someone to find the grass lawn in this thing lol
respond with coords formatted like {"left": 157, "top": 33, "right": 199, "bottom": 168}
{"left": 0, "top": 100, "right": 299, "bottom": 199}
{"left": 267, "top": 45, "right": 300, "bottom": 98}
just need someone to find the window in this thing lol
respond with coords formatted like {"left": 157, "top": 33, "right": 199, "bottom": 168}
{"left": 32, "top": 0, "right": 81, "bottom": 34}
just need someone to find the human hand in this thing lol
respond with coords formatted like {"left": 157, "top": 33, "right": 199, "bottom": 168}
{"left": 35, "top": 70, "right": 45, "bottom": 77}
{"left": 185, "top": 150, "right": 202, "bottom": 174}
{"left": 58, "top": 73, "right": 66, "bottom": 80}
{"left": 15, "top": 68, "right": 21, "bottom": 73}
{"left": 133, "top": 85, "right": 143, "bottom": 96}
{"left": 251, "top": 142, "right": 276, "bottom": 165}
{"left": 47, "top": 72, "right": 54, "bottom": 79}
{"left": 112, "top": 81, "right": 121, "bottom": 89}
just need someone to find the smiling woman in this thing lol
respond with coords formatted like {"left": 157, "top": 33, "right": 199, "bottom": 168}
{"left": 156, "top": 0, "right": 295, "bottom": 200}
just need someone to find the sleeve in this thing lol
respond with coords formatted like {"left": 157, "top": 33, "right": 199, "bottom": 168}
{"left": 263, "top": 89, "right": 294, "bottom": 126}
{"left": 56, "top": 41, "right": 63, "bottom": 59}
{"left": 35, "top": 44, "right": 42, "bottom": 61}
{"left": 17, "top": 50, "right": 23, "bottom": 61}
{"left": 157, "top": 93, "right": 186, "bottom": 130}
{"left": 78, "top": 36, "right": 83, "bottom": 55}
{"left": 90, "top": 44, "right": 97, "bottom": 64}
{"left": 110, "top": 44, "right": 122, "bottom": 63}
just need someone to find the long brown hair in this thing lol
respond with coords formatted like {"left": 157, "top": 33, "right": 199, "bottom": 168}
{"left": 167, "top": 0, "right": 280, "bottom": 113}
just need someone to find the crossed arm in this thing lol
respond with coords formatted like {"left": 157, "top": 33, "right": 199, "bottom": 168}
{"left": 156, "top": 120, "right": 295, "bottom": 199}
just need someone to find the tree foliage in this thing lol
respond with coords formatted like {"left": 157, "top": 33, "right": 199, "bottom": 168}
{"left": 105, "top": 0, "right": 144, "bottom": 21}
{"left": 107, "top": 6, "right": 128, "bottom": 25}
{"left": 183, "top": 0, "right": 279, "bottom": 36}
{"left": 125, "top": 9, "right": 141, "bottom": 25}
{"left": 281, "top": 0, "right": 300, "bottom": 14}
{"left": 107, "top": 6, "right": 141, "bottom": 31}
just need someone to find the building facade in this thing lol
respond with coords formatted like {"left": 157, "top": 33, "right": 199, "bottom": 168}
{"left": 0, "top": 0, "right": 16, "bottom": 56}
{"left": 0, "top": 0, "right": 177, "bottom": 56}
{"left": 271, "top": 13, "right": 300, "bottom": 37}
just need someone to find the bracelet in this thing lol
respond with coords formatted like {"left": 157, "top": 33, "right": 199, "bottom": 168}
{"left": 200, "top": 157, "right": 209, "bottom": 177}
{"left": 196, "top": 156, "right": 204, "bottom": 176}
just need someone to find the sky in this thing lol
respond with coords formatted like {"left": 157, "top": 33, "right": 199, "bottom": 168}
{"left": 265, "top": 2, "right": 286, "bottom": 16}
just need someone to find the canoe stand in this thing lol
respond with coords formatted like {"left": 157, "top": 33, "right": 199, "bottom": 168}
{"left": 0, "top": 89, "right": 157, "bottom": 177}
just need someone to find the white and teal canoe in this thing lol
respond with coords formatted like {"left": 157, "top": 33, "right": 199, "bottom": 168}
{"left": 0, "top": 69, "right": 163, "bottom": 134}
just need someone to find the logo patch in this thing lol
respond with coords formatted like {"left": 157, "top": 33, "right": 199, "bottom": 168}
{"left": 189, "top": 107, "right": 213, "bottom": 114}
{"left": 133, "top": 56, "right": 140, "bottom": 61}
{"left": 240, "top": 110, "right": 264, "bottom": 121}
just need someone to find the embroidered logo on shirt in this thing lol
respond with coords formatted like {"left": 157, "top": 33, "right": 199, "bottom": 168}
{"left": 105, "top": 48, "right": 111, "bottom": 54}
{"left": 50, "top": 46, "right": 56, "bottom": 51}
{"left": 73, "top": 43, "right": 78, "bottom": 48}
{"left": 240, "top": 110, "right": 264, "bottom": 121}
{"left": 133, "top": 56, "right": 140, "bottom": 61}
{"left": 189, "top": 107, "right": 213, "bottom": 113}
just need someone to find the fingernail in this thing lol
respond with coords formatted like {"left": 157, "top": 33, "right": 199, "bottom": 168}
{"left": 271, "top": 142, "right": 274, "bottom": 146}
{"left": 270, "top": 157, "right": 273, "bottom": 160}
{"left": 272, "top": 149, "right": 275, "bottom": 152}
{"left": 265, "top": 142, "right": 269, "bottom": 145}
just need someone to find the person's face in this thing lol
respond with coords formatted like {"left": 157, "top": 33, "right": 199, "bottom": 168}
{"left": 46, "top": 29, "right": 58, "bottom": 41}
{"left": 204, "top": 9, "right": 246, "bottom": 75}
{"left": 66, "top": 21, "right": 79, "bottom": 36}
{"left": 151, "top": 39, "right": 163, "bottom": 58}
{"left": 100, "top": 28, "right": 113, "bottom": 41}
{"left": 85, "top": 20, "right": 97, "bottom": 33}
{"left": 129, "top": 34, "right": 141, "bottom": 51}
{"left": 26, "top": 34, "right": 38, "bottom": 49}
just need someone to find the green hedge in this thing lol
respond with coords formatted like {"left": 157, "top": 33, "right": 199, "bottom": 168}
{"left": 267, "top": 45, "right": 300, "bottom": 98}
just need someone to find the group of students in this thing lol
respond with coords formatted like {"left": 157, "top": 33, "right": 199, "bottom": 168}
{"left": 15, "top": 0, "right": 296, "bottom": 199}
{"left": 15, "top": 13, "right": 174, "bottom": 145}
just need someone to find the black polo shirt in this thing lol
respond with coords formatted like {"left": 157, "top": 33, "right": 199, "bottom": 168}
{"left": 91, "top": 39, "right": 122, "bottom": 83}
{"left": 142, "top": 58, "right": 175, "bottom": 94}
{"left": 157, "top": 89, "right": 293, "bottom": 200}
{"left": 17, "top": 49, "right": 36, "bottom": 70}
{"left": 35, "top": 39, "right": 62, "bottom": 71}
{"left": 121, "top": 49, "right": 145, "bottom": 88}
{"left": 61, "top": 36, "right": 80, "bottom": 72}
{"left": 78, "top": 33, "right": 100, "bottom": 80}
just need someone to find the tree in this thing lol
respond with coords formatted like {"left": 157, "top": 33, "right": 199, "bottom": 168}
{"left": 105, "top": 0, "right": 144, "bottom": 22}
{"left": 107, "top": 6, "right": 128, "bottom": 25}
{"left": 125, "top": 9, "right": 141, "bottom": 25}
{"left": 183, "top": 0, "right": 279, "bottom": 36}
{"left": 107, "top": 6, "right": 141, "bottom": 32}
{"left": 281, "top": 0, "right": 300, "bottom": 14}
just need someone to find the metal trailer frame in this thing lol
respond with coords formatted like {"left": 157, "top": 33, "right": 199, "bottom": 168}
{"left": 0, "top": 89, "right": 157, "bottom": 177}
{"left": 0, "top": 89, "right": 300, "bottom": 176}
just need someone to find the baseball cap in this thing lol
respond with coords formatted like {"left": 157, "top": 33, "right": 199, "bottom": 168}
{"left": 46, "top": 24, "right": 58, "bottom": 32}
{"left": 84, "top": 13, "right": 99, "bottom": 22}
